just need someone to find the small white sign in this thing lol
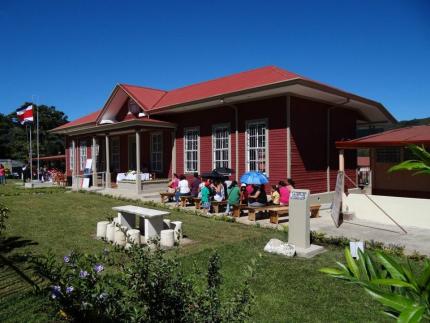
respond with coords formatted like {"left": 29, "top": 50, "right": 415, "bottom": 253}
{"left": 85, "top": 159, "right": 92, "bottom": 170}
{"left": 290, "top": 191, "right": 307, "bottom": 200}
{"left": 350, "top": 241, "right": 364, "bottom": 259}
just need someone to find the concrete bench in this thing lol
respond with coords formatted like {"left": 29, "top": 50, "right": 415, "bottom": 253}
{"left": 113, "top": 205, "right": 170, "bottom": 241}
{"left": 160, "top": 192, "right": 175, "bottom": 204}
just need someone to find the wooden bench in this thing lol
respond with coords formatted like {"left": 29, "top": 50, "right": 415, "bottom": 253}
{"left": 180, "top": 195, "right": 193, "bottom": 207}
{"left": 211, "top": 200, "right": 227, "bottom": 213}
{"left": 232, "top": 204, "right": 247, "bottom": 218}
{"left": 160, "top": 192, "right": 175, "bottom": 204}
{"left": 193, "top": 197, "right": 202, "bottom": 209}
{"left": 269, "top": 204, "right": 321, "bottom": 224}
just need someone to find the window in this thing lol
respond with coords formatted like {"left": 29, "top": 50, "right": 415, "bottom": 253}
{"left": 79, "top": 141, "right": 87, "bottom": 170}
{"left": 246, "top": 120, "right": 268, "bottom": 173}
{"left": 376, "top": 148, "right": 400, "bottom": 163}
{"left": 184, "top": 127, "right": 199, "bottom": 173}
{"left": 212, "top": 124, "right": 230, "bottom": 169}
{"left": 128, "top": 135, "right": 136, "bottom": 170}
{"left": 151, "top": 132, "right": 163, "bottom": 172}
{"left": 110, "top": 137, "right": 120, "bottom": 172}
{"left": 69, "top": 143, "right": 75, "bottom": 171}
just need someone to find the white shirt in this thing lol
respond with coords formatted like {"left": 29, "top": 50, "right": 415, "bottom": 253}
{"left": 178, "top": 179, "right": 190, "bottom": 194}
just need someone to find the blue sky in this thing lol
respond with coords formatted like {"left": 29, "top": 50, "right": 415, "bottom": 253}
{"left": 0, "top": 0, "right": 429, "bottom": 121}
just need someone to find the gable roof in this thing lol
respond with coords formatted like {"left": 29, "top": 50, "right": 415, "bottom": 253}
{"left": 52, "top": 65, "right": 397, "bottom": 132}
{"left": 336, "top": 125, "right": 430, "bottom": 148}
{"left": 54, "top": 109, "right": 102, "bottom": 130}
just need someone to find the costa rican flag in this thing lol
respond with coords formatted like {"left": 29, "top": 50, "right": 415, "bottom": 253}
{"left": 16, "top": 105, "right": 34, "bottom": 125}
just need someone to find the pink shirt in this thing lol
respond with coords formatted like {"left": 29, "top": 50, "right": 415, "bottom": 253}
{"left": 171, "top": 178, "right": 179, "bottom": 189}
{"left": 0, "top": 168, "right": 4, "bottom": 176}
{"left": 279, "top": 186, "right": 290, "bottom": 205}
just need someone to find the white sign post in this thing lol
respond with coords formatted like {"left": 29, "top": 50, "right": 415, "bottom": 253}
{"left": 331, "top": 171, "right": 344, "bottom": 228}
{"left": 288, "top": 189, "right": 325, "bottom": 258}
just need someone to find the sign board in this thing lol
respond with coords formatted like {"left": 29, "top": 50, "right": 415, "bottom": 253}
{"left": 85, "top": 159, "right": 92, "bottom": 170}
{"left": 290, "top": 191, "right": 307, "bottom": 200}
{"left": 331, "top": 171, "right": 344, "bottom": 228}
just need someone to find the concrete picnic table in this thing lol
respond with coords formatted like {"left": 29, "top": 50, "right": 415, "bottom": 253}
{"left": 112, "top": 205, "right": 170, "bottom": 240}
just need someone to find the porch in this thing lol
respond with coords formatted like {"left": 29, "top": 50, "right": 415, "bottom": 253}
{"left": 68, "top": 118, "right": 176, "bottom": 194}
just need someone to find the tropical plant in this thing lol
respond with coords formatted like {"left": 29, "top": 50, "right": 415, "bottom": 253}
{"left": 389, "top": 145, "right": 430, "bottom": 175}
{"left": 31, "top": 245, "right": 254, "bottom": 322}
{"left": 320, "top": 248, "right": 430, "bottom": 322}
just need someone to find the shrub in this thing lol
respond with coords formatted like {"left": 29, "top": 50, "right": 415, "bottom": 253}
{"left": 320, "top": 248, "right": 430, "bottom": 322}
{"left": 31, "top": 245, "right": 254, "bottom": 322}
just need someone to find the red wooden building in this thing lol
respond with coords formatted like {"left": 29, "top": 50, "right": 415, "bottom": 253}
{"left": 51, "top": 66, "right": 396, "bottom": 193}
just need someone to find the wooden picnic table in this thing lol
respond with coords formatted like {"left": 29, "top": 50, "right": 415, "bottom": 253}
{"left": 160, "top": 192, "right": 175, "bottom": 204}
{"left": 238, "top": 204, "right": 321, "bottom": 222}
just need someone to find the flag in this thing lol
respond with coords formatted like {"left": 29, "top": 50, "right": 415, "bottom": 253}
{"left": 16, "top": 105, "right": 34, "bottom": 125}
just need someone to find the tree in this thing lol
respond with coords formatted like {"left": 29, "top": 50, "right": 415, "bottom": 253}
{"left": 0, "top": 103, "right": 68, "bottom": 161}
{"left": 388, "top": 145, "right": 430, "bottom": 175}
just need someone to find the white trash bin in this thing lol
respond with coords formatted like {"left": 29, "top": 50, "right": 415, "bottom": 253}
{"left": 96, "top": 221, "right": 110, "bottom": 239}
{"left": 106, "top": 223, "right": 116, "bottom": 242}
{"left": 114, "top": 226, "right": 127, "bottom": 246}
{"left": 160, "top": 229, "right": 175, "bottom": 248}
{"left": 171, "top": 221, "right": 183, "bottom": 242}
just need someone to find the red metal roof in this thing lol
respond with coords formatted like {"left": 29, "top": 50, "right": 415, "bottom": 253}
{"left": 151, "top": 66, "right": 300, "bottom": 110}
{"left": 120, "top": 84, "right": 166, "bottom": 109}
{"left": 54, "top": 109, "right": 102, "bottom": 130}
{"left": 337, "top": 125, "right": 430, "bottom": 148}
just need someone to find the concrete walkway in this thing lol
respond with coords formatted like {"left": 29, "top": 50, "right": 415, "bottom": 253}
{"left": 83, "top": 187, "right": 430, "bottom": 256}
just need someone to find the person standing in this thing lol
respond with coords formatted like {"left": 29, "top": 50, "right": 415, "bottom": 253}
{"left": 190, "top": 172, "right": 201, "bottom": 198}
{"left": 0, "top": 164, "right": 5, "bottom": 185}
{"left": 200, "top": 182, "right": 212, "bottom": 215}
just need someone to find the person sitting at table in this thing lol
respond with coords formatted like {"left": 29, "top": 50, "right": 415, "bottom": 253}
{"left": 168, "top": 173, "right": 179, "bottom": 193}
{"left": 190, "top": 172, "right": 201, "bottom": 198}
{"left": 213, "top": 180, "right": 225, "bottom": 202}
{"left": 240, "top": 183, "right": 248, "bottom": 204}
{"left": 270, "top": 185, "right": 280, "bottom": 205}
{"left": 200, "top": 181, "right": 212, "bottom": 215}
{"left": 175, "top": 175, "right": 190, "bottom": 206}
{"left": 225, "top": 181, "right": 240, "bottom": 214}
{"left": 279, "top": 180, "right": 291, "bottom": 206}
{"left": 248, "top": 184, "right": 268, "bottom": 207}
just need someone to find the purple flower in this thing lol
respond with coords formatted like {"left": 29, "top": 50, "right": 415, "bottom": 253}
{"left": 94, "top": 264, "right": 104, "bottom": 273}
{"left": 63, "top": 256, "right": 70, "bottom": 263}
{"left": 66, "top": 286, "right": 74, "bottom": 294}
{"left": 79, "top": 270, "right": 89, "bottom": 278}
{"left": 51, "top": 285, "right": 61, "bottom": 299}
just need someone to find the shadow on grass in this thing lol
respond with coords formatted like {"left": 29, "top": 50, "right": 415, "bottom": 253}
{"left": 0, "top": 236, "right": 39, "bottom": 293}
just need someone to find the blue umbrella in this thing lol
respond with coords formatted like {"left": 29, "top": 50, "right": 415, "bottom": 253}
{"left": 240, "top": 171, "right": 269, "bottom": 185}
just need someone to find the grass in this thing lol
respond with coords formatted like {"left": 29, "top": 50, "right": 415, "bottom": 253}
{"left": 0, "top": 181, "right": 390, "bottom": 322}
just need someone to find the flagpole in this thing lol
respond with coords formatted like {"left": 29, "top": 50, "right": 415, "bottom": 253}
{"left": 29, "top": 124, "right": 33, "bottom": 181}
{"left": 36, "top": 104, "right": 40, "bottom": 181}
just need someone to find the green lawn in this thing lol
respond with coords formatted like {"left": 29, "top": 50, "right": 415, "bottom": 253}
{"left": 0, "top": 181, "right": 389, "bottom": 322}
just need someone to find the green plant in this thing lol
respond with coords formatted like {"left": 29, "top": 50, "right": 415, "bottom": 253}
{"left": 320, "top": 248, "right": 430, "bottom": 322}
{"left": 389, "top": 145, "right": 430, "bottom": 175}
{"left": 0, "top": 202, "right": 9, "bottom": 235}
{"left": 31, "top": 245, "right": 254, "bottom": 322}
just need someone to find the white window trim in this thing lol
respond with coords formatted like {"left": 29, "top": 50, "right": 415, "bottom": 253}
{"left": 79, "top": 142, "right": 87, "bottom": 171}
{"left": 245, "top": 119, "right": 269, "bottom": 176}
{"left": 69, "top": 143, "right": 75, "bottom": 171}
{"left": 150, "top": 131, "right": 163, "bottom": 172}
{"left": 183, "top": 126, "right": 200, "bottom": 174}
{"left": 212, "top": 123, "right": 231, "bottom": 170}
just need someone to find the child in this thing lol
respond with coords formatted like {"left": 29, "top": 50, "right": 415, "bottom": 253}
{"left": 200, "top": 182, "right": 211, "bottom": 215}
{"left": 225, "top": 181, "right": 240, "bottom": 215}
{"left": 271, "top": 185, "right": 280, "bottom": 205}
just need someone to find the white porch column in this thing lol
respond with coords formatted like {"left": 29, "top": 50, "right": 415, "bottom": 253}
{"left": 105, "top": 134, "right": 111, "bottom": 188}
{"left": 71, "top": 139, "right": 77, "bottom": 189}
{"left": 286, "top": 96, "right": 291, "bottom": 179}
{"left": 171, "top": 129, "right": 176, "bottom": 175}
{"left": 339, "top": 149, "right": 345, "bottom": 172}
{"left": 92, "top": 136, "right": 97, "bottom": 187}
{"left": 136, "top": 130, "right": 142, "bottom": 194}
